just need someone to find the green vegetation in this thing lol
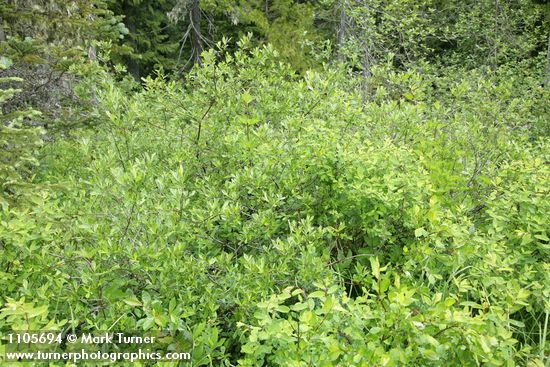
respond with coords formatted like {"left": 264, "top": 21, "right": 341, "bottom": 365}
{"left": 0, "top": 0, "right": 549, "bottom": 365}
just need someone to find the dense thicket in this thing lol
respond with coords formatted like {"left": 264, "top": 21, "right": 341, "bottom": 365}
{"left": 1, "top": 1, "right": 549, "bottom": 366}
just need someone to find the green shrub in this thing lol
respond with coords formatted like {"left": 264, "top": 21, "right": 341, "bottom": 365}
{"left": 1, "top": 43, "right": 548, "bottom": 366}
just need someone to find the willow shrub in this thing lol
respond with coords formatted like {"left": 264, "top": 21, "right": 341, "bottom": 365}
{"left": 1, "top": 41, "right": 548, "bottom": 366}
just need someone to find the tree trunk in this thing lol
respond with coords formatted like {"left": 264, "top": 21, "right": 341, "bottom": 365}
{"left": 190, "top": 0, "right": 203, "bottom": 67}
{"left": 0, "top": 17, "right": 6, "bottom": 42}
{"left": 337, "top": 0, "right": 347, "bottom": 60}
{"left": 546, "top": 32, "right": 550, "bottom": 88}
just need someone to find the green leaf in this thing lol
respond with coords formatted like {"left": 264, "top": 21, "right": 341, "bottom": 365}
{"left": 415, "top": 227, "right": 428, "bottom": 238}
{"left": 370, "top": 257, "right": 380, "bottom": 280}
{"left": 241, "top": 91, "right": 254, "bottom": 105}
{"left": 123, "top": 297, "right": 143, "bottom": 307}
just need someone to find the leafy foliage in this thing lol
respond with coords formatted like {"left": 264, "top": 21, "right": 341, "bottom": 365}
{"left": 0, "top": 1, "right": 549, "bottom": 366}
{"left": 1, "top": 41, "right": 549, "bottom": 365}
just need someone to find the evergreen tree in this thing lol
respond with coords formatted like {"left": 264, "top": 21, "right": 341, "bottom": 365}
{"left": 0, "top": 0, "right": 130, "bottom": 127}
{"left": 106, "top": 0, "right": 181, "bottom": 79}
